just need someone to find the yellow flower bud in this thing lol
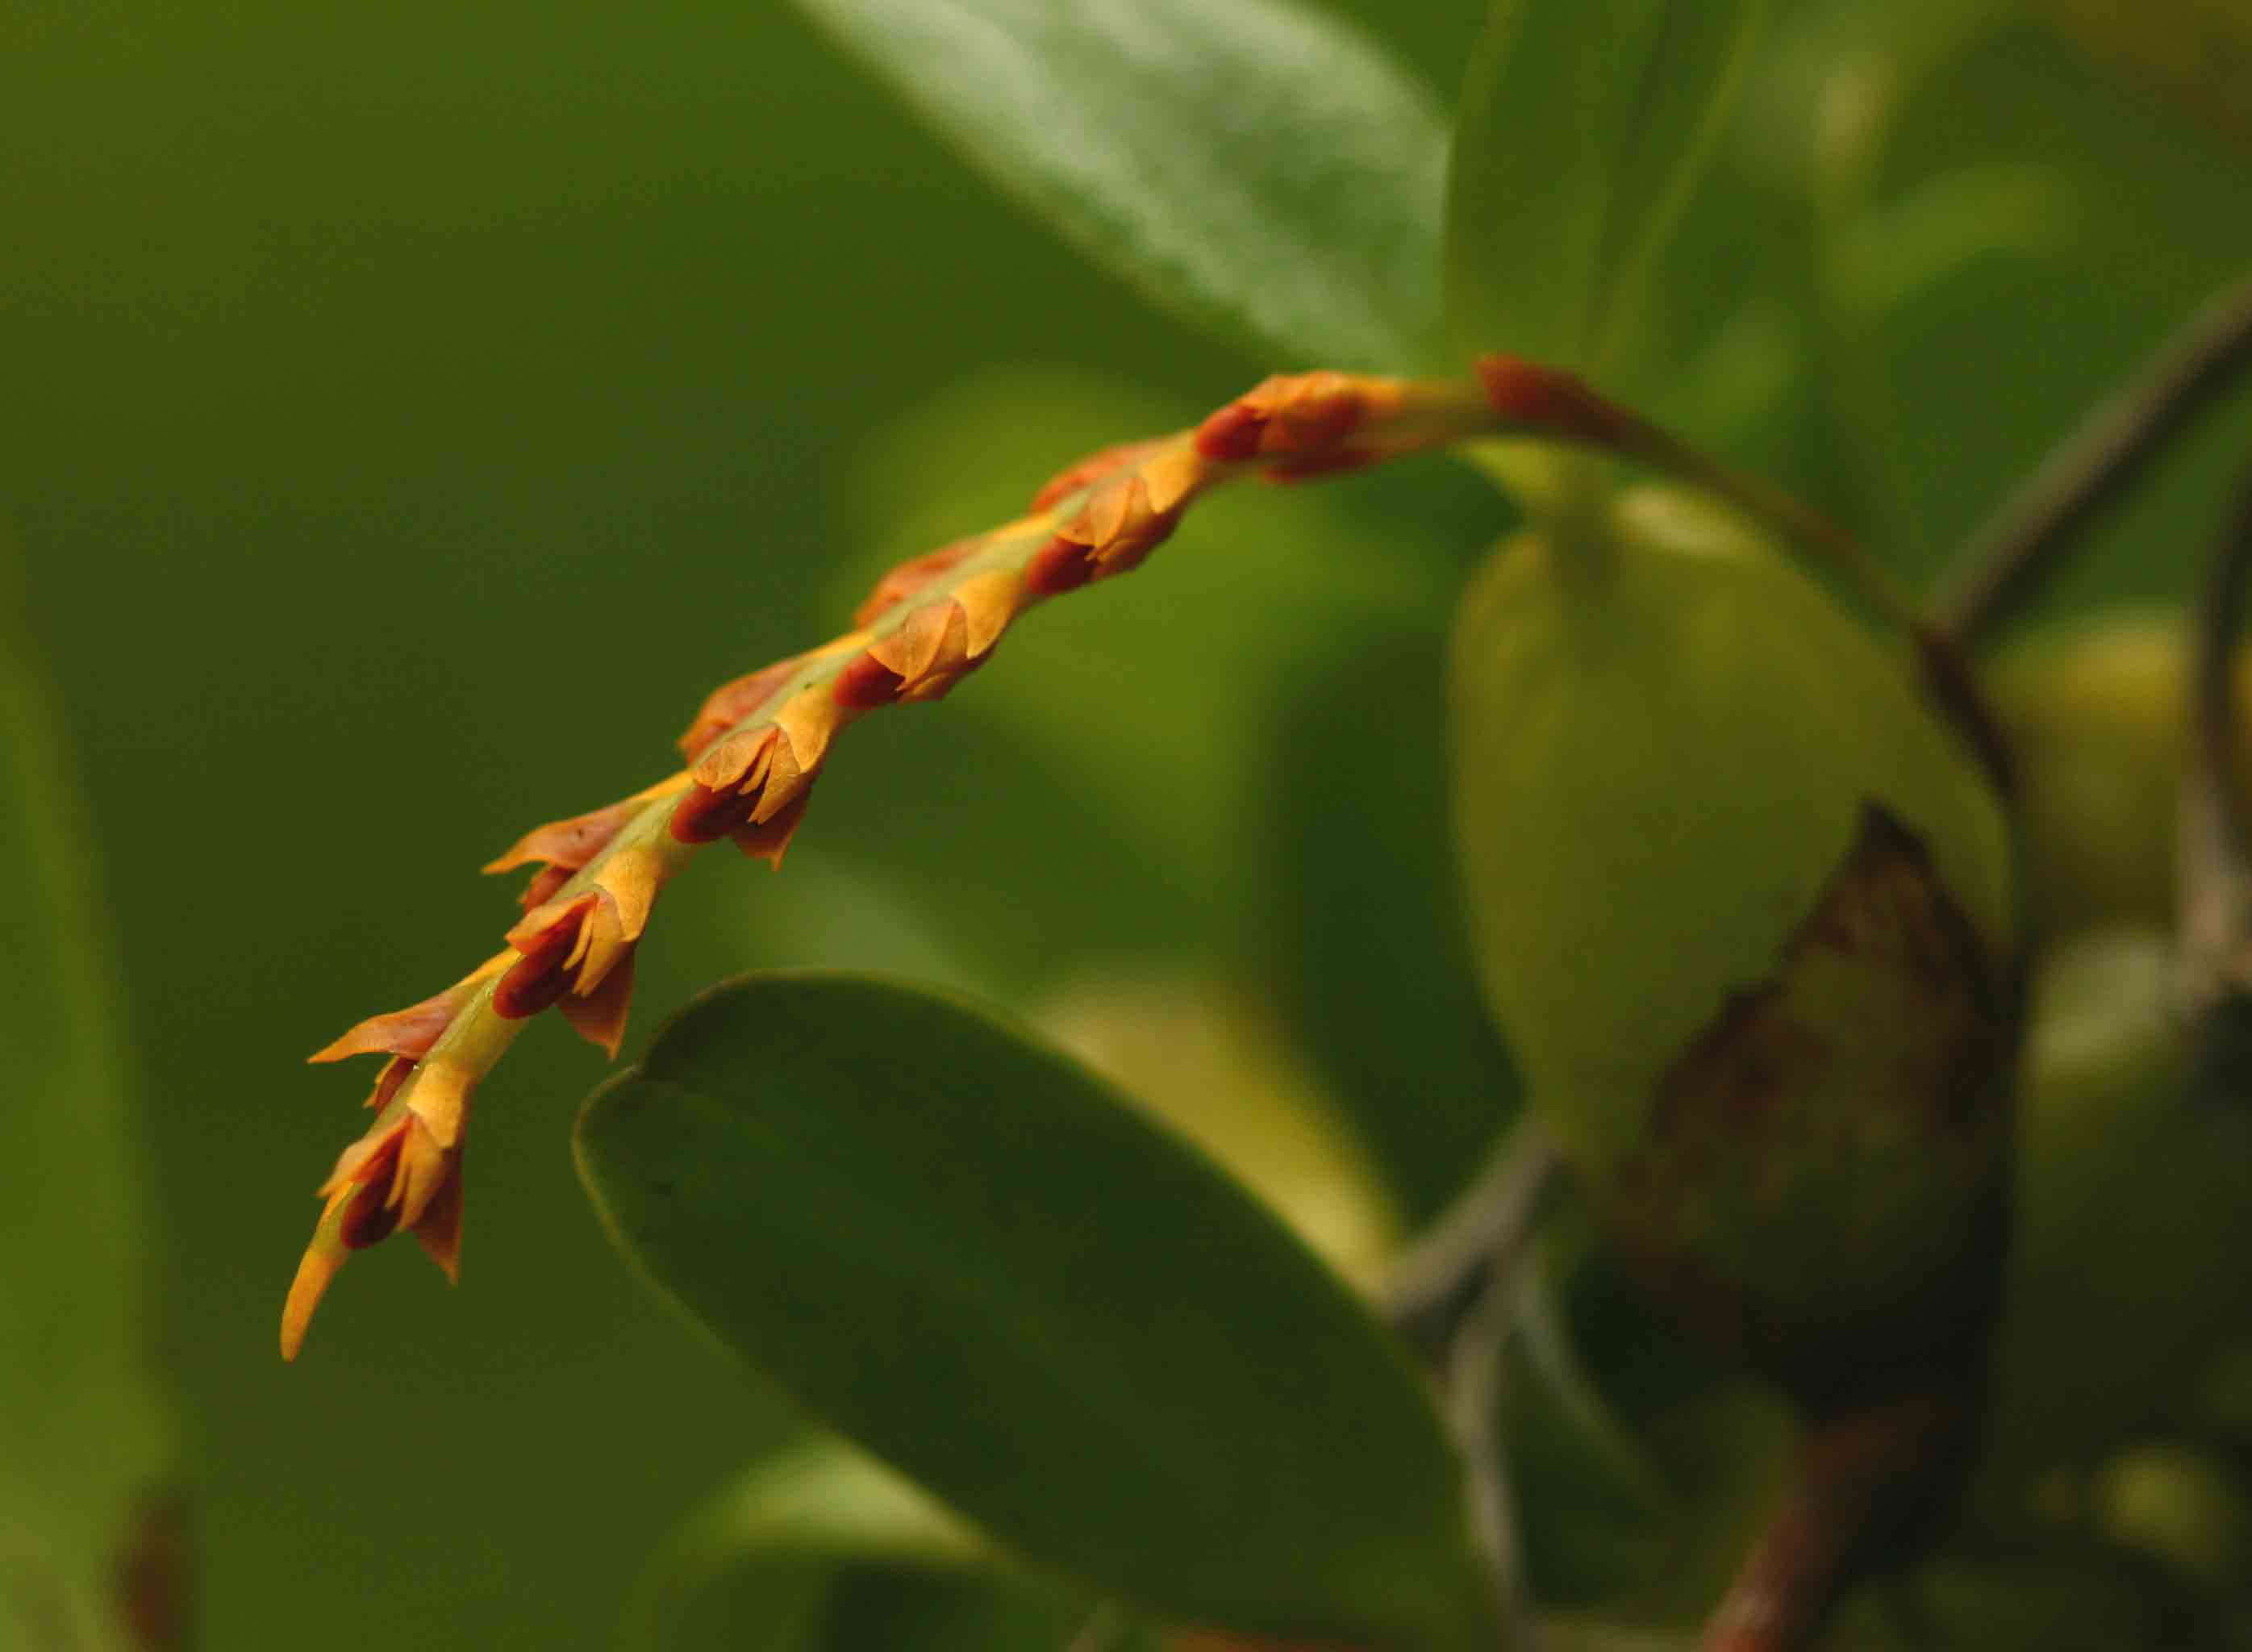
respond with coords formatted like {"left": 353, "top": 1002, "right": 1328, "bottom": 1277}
{"left": 1988, "top": 609, "right": 2252, "bottom": 941}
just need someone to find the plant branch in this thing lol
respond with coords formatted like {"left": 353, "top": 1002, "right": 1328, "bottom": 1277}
{"left": 1700, "top": 1392, "right": 1966, "bottom": 1652}
{"left": 1474, "top": 358, "right": 1925, "bottom": 634}
{"left": 1376, "top": 1124, "right": 1565, "bottom": 1649}
{"left": 1932, "top": 270, "right": 2252, "bottom": 648}
{"left": 1474, "top": 357, "right": 2013, "bottom": 793}
{"left": 1379, "top": 1118, "right": 1561, "bottom": 1355}
{"left": 2178, "top": 457, "right": 2252, "bottom": 1093}
{"left": 1445, "top": 1260, "right": 1543, "bottom": 1652}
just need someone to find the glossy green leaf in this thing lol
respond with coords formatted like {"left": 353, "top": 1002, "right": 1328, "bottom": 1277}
{"left": 577, "top": 973, "right": 1498, "bottom": 1650}
{"left": 1446, "top": 0, "right": 1764, "bottom": 371}
{"left": 784, "top": 0, "right": 1449, "bottom": 369}
{"left": 1, "top": 555, "right": 177, "bottom": 1649}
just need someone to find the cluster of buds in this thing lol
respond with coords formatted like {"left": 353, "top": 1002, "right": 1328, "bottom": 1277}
{"left": 281, "top": 365, "right": 1612, "bottom": 1359}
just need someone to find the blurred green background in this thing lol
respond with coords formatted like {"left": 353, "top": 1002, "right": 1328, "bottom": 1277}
{"left": 3, "top": 0, "right": 2249, "bottom": 1646}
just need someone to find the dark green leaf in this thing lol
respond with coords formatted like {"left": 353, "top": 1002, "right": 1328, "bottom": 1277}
{"left": 578, "top": 973, "right": 1497, "bottom": 1650}
{"left": 785, "top": 0, "right": 1449, "bottom": 368}
{"left": 1446, "top": 0, "right": 1764, "bottom": 371}
{"left": 1, "top": 553, "right": 177, "bottom": 1650}
{"left": 815, "top": 1571, "right": 1094, "bottom": 1652}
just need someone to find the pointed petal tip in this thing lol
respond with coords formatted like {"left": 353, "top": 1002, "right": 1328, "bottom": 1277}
{"left": 280, "top": 1236, "right": 346, "bottom": 1362}
{"left": 560, "top": 949, "right": 636, "bottom": 1059}
{"left": 307, "top": 1028, "right": 369, "bottom": 1065}
{"left": 411, "top": 1160, "right": 466, "bottom": 1283}
{"left": 309, "top": 983, "right": 475, "bottom": 1066}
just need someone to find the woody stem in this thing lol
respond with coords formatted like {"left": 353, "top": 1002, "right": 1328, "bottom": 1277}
{"left": 2179, "top": 457, "right": 2252, "bottom": 1090}
{"left": 1701, "top": 1392, "right": 1967, "bottom": 1652}
{"left": 1932, "top": 269, "right": 2252, "bottom": 649}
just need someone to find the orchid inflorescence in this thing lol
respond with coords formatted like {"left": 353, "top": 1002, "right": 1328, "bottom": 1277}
{"left": 282, "top": 361, "right": 1629, "bottom": 1359}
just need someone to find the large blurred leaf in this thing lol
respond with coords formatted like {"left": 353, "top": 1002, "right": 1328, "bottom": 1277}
{"left": 577, "top": 973, "right": 1499, "bottom": 1650}
{"left": 815, "top": 1571, "right": 1099, "bottom": 1652}
{"left": 2036, "top": 0, "right": 2252, "bottom": 156}
{"left": 1, "top": 553, "right": 177, "bottom": 1649}
{"left": 1833, "top": 164, "right": 2076, "bottom": 325}
{"left": 633, "top": 1441, "right": 1141, "bottom": 1652}
{"left": 1446, "top": 0, "right": 1764, "bottom": 371}
{"left": 628, "top": 1439, "right": 987, "bottom": 1650}
{"left": 1976, "top": 929, "right": 2252, "bottom": 1483}
{"left": 784, "top": 0, "right": 1449, "bottom": 369}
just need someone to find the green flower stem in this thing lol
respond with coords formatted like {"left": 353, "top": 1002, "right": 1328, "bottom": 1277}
{"left": 388, "top": 388, "right": 1514, "bottom": 1112}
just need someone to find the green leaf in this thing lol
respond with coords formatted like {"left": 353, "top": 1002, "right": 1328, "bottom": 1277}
{"left": 1446, "top": 0, "right": 1765, "bottom": 372}
{"left": 627, "top": 1439, "right": 989, "bottom": 1650}
{"left": 1, "top": 552, "right": 177, "bottom": 1649}
{"left": 815, "top": 1571, "right": 1097, "bottom": 1652}
{"left": 2034, "top": 0, "right": 2252, "bottom": 156}
{"left": 784, "top": 0, "right": 1449, "bottom": 369}
{"left": 1833, "top": 164, "right": 2076, "bottom": 323}
{"left": 628, "top": 1441, "right": 1153, "bottom": 1652}
{"left": 577, "top": 972, "right": 1499, "bottom": 1650}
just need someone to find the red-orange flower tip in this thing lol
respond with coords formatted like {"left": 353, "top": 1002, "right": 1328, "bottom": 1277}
{"left": 1193, "top": 372, "right": 1365, "bottom": 464}
{"left": 1473, "top": 353, "right": 1624, "bottom": 447}
{"left": 282, "top": 1096, "right": 468, "bottom": 1360}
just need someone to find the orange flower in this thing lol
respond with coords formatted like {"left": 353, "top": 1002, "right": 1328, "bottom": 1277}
{"left": 282, "top": 1044, "right": 476, "bottom": 1361}
{"left": 282, "top": 367, "right": 1528, "bottom": 1360}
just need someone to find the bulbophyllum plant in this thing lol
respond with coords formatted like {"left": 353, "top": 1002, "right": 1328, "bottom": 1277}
{"left": 274, "top": 2, "right": 2252, "bottom": 1649}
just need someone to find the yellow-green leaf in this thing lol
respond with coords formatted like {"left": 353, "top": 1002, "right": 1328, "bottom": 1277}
{"left": 1, "top": 553, "right": 177, "bottom": 1650}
